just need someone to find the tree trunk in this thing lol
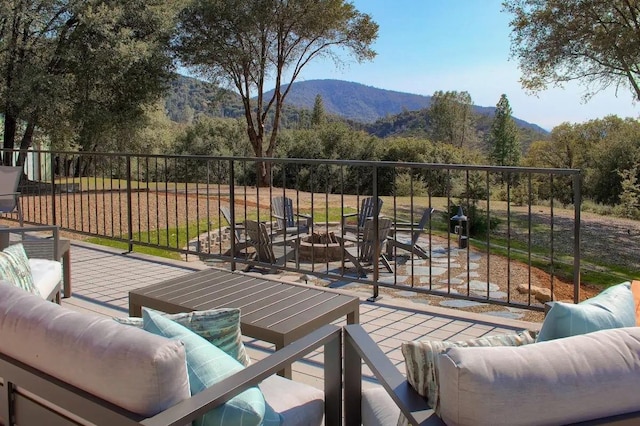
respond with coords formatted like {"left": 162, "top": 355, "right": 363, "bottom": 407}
{"left": 2, "top": 112, "right": 17, "bottom": 166}
{"left": 16, "top": 119, "right": 36, "bottom": 167}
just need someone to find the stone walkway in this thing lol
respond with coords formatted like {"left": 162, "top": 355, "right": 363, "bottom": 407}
{"left": 209, "top": 230, "right": 543, "bottom": 322}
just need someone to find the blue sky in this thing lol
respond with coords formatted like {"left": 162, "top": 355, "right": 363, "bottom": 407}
{"left": 288, "top": 0, "right": 639, "bottom": 130}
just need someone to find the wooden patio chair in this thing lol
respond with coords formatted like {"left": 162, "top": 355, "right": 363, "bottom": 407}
{"left": 244, "top": 219, "right": 298, "bottom": 271}
{"left": 386, "top": 207, "right": 435, "bottom": 259}
{"left": 341, "top": 196, "right": 383, "bottom": 235}
{"left": 338, "top": 217, "right": 393, "bottom": 277}
{"left": 219, "top": 206, "right": 250, "bottom": 257}
{"left": 271, "top": 196, "right": 312, "bottom": 235}
{"left": 0, "top": 166, "right": 23, "bottom": 226}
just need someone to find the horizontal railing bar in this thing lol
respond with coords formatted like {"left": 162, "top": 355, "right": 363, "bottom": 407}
{"left": 3, "top": 149, "right": 580, "bottom": 176}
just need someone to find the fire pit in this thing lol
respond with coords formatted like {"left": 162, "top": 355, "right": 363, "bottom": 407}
{"left": 298, "top": 231, "right": 352, "bottom": 262}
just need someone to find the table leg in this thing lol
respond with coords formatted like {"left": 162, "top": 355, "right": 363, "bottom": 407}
{"left": 129, "top": 298, "right": 142, "bottom": 317}
{"left": 62, "top": 250, "right": 71, "bottom": 298}
{"left": 347, "top": 308, "right": 359, "bottom": 324}
{"left": 276, "top": 341, "right": 293, "bottom": 379}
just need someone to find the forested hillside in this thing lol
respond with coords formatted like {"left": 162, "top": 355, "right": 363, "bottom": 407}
{"left": 165, "top": 75, "right": 548, "bottom": 150}
{"left": 263, "top": 79, "right": 547, "bottom": 133}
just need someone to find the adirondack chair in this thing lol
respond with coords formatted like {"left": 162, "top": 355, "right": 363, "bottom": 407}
{"left": 386, "top": 207, "right": 435, "bottom": 259}
{"left": 337, "top": 217, "right": 393, "bottom": 277}
{"left": 219, "top": 206, "right": 250, "bottom": 257}
{"left": 0, "top": 166, "right": 23, "bottom": 226}
{"left": 271, "top": 196, "right": 312, "bottom": 235}
{"left": 244, "top": 220, "right": 298, "bottom": 271}
{"left": 341, "top": 196, "right": 383, "bottom": 235}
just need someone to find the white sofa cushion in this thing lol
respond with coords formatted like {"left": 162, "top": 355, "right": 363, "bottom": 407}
{"left": 28, "top": 258, "right": 62, "bottom": 299}
{"left": 437, "top": 327, "right": 640, "bottom": 426}
{"left": 260, "top": 374, "right": 324, "bottom": 426}
{"left": 360, "top": 385, "right": 400, "bottom": 426}
{"left": 0, "top": 281, "right": 190, "bottom": 417}
{"left": 401, "top": 329, "right": 537, "bottom": 416}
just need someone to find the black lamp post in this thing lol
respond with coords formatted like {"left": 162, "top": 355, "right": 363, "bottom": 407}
{"left": 450, "top": 206, "right": 468, "bottom": 249}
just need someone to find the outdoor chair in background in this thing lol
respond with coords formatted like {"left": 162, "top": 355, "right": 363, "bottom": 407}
{"left": 219, "top": 206, "right": 250, "bottom": 257}
{"left": 386, "top": 207, "right": 435, "bottom": 259}
{"left": 271, "top": 196, "right": 312, "bottom": 235}
{"left": 337, "top": 217, "right": 393, "bottom": 277}
{"left": 244, "top": 219, "right": 299, "bottom": 271}
{"left": 341, "top": 196, "right": 383, "bottom": 235}
{"left": 0, "top": 165, "right": 24, "bottom": 226}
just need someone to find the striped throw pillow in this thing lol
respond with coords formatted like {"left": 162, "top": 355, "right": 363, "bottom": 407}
{"left": 0, "top": 243, "right": 38, "bottom": 295}
{"left": 114, "top": 308, "right": 251, "bottom": 366}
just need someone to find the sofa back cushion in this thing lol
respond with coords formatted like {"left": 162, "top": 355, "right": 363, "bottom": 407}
{"left": 437, "top": 327, "right": 640, "bottom": 426}
{"left": 401, "top": 330, "right": 537, "bottom": 416}
{"left": 0, "top": 281, "right": 190, "bottom": 417}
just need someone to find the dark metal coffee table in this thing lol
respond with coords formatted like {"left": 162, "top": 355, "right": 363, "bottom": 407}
{"left": 129, "top": 268, "right": 360, "bottom": 378}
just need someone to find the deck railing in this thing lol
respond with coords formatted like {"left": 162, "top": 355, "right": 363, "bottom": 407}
{"left": 9, "top": 150, "right": 581, "bottom": 311}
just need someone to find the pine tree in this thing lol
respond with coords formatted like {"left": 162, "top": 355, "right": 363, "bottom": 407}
{"left": 311, "top": 94, "right": 326, "bottom": 126}
{"left": 488, "top": 94, "right": 521, "bottom": 166}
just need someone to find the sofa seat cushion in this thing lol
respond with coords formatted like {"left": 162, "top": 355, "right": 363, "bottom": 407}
{"left": 437, "top": 327, "right": 640, "bottom": 426}
{"left": 537, "top": 281, "right": 635, "bottom": 341}
{"left": 0, "top": 282, "right": 190, "bottom": 417}
{"left": 361, "top": 385, "right": 400, "bottom": 426}
{"left": 260, "top": 374, "right": 324, "bottom": 426}
{"left": 28, "top": 258, "right": 62, "bottom": 300}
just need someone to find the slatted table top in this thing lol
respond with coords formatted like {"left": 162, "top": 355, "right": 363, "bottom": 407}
{"left": 129, "top": 268, "right": 360, "bottom": 350}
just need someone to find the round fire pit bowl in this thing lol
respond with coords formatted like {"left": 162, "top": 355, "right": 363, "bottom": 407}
{"left": 298, "top": 231, "right": 353, "bottom": 262}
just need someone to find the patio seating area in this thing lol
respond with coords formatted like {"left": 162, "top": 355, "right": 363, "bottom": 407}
{"left": 62, "top": 237, "right": 540, "bottom": 387}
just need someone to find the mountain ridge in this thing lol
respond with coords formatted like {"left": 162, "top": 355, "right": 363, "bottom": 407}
{"left": 265, "top": 79, "right": 547, "bottom": 133}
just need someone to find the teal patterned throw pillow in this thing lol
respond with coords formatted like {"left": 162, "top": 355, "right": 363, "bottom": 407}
{"left": 0, "top": 243, "right": 38, "bottom": 295}
{"left": 401, "top": 329, "right": 538, "bottom": 419}
{"left": 114, "top": 308, "right": 250, "bottom": 366}
{"left": 142, "top": 309, "right": 283, "bottom": 426}
{"left": 537, "top": 281, "right": 635, "bottom": 342}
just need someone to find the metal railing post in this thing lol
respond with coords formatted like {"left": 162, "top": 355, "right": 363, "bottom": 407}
{"left": 573, "top": 172, "right": 582, "bottom": 303}
{"left": 369, "top": 165, "right": 380, "bottom": 302}
{"left": 229, "top": 159, "right": 236, "bottom": 271}
{"left": 126, "top": 155, "right": 133, "bottom": 253}
{"left": 50, "top": 152, "right": 57, "bottom": 226}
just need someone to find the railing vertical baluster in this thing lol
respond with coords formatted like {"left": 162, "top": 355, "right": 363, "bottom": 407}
{"left": 528, "top": 173, "right": 533, "bottom": 306}
{"left": 50, "top": 153, "right": 57, "bottom": 226}
{"left": 573, "top": 172, "right": 581, "bottom": 303}
{"left": 229, "top": 159, "right": 236, "bottom": 271}
{"left": 550, "top": 174, "right": 555, "bottom": 297}
{"left": 126, "top": 155, "right": 133, "bottom": 253}
{"left": 370, "top": 164, "right": 379, "bottom": 302}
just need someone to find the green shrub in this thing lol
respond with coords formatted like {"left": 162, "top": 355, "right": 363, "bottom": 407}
{"left": 393, "top": 172, "right": 428, "bottom": 196}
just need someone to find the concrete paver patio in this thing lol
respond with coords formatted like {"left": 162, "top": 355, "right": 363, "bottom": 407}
{"left": 63, "top": 238, "right": 542, "bottom": 388}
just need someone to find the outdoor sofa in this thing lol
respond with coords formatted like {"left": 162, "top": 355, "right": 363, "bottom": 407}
{"left": 345, "top": 280, "right": 640, "bottom": 425}
{"left": 0, "top": 281, "right": 342, "bottom": 426}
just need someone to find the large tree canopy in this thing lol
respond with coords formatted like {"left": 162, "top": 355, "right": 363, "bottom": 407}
{"left": 176, "top": 0, "right": 378, "bottom": 186}
{"left": 428, "top": 90, "right": 478, "bottom": 148}
{"left": 0, "top": 0, "right": 180, "bottom": 164}
{"left": 503, "top": 0, "right": 640, "bottom": 100}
